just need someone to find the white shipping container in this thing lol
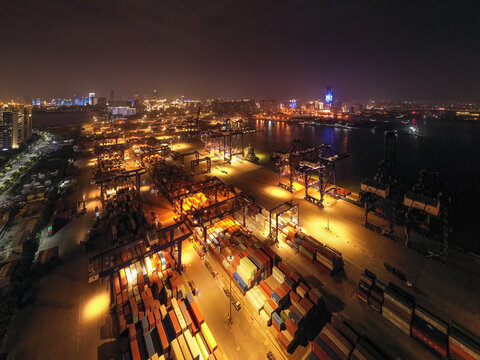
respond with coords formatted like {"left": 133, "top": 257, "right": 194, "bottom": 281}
{"left": 184, "top": 330, "right": 201, "bottom": 360}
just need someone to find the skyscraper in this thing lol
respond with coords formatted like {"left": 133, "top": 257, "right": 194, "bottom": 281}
{"left": 0, "top": 105, "right": 31, "bottom": 150}
{"left": 325, "top": 86, "right": 333, "bottom": 108}
{"left": 23, "top": 105, "right": 32, "bottom": 141}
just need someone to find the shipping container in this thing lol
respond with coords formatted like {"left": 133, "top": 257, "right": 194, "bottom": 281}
{"left": 200, "top": 323, "right": 217, "bottom": 352}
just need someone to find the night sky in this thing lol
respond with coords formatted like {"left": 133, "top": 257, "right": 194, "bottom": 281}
{"left": 1, "top": 0, "right": 479, "bottom": 102}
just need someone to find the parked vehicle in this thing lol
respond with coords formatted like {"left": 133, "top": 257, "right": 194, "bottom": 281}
{"left": 188, "top": 280, "right": 199, "bottom": 295}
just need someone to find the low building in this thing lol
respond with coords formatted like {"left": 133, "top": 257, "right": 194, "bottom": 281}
{"left": 211, "top": 99, "right": 256, "bottom": 115}
{"left": 112, "top": 107, "right": 136, "bottom": 116}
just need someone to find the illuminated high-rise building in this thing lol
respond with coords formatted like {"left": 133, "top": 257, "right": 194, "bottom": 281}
{"left": 23, "top": 106, "right": 32, "bottom": 141}
{"left": 325, "top": 86, "right": 333, "bottom": 107}
{"left": 289, "top": 99, "right": 298, "bottom": 109}
{"left": 0, "top": 105, "right": 32, "bottom": 150}
{"left": 89, "top": 92, "right": 96, "bottom": 105}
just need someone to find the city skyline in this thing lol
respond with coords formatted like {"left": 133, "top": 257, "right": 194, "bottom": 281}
{"left": 1, "top": 0, "right": 480, "bottom": 102}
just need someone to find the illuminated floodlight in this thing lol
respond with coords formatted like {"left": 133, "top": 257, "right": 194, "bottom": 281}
{"left": 145, "top": 256, "right": 155, "bottom": 273}
{"left": 125, "top": 267, "right": 132, "bottom": 283}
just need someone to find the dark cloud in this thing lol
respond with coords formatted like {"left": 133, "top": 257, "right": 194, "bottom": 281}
{"left": 1, "top": 0, "right": 479, "bottom": 101}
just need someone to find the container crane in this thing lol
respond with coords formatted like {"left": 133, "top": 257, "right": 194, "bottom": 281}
{"left": 403, "top": 169, "right": 450, "bottom": 260}
{"left": 299, "top": 144, "right": 348, "bottom": 207}
{"left": 360, "top": 131, "right": 402, "bottom": 233}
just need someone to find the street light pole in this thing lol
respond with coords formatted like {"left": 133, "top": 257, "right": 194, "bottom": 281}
{"left": 227, "top": 255, "right": 233, "bottom": 324}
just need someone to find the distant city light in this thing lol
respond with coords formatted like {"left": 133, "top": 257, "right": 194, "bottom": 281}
{"left": 325, "top": 86, "right": 333, "bottom": 106}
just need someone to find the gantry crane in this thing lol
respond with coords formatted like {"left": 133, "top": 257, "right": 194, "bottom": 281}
{"left": 403, "top": 169, "right": 450, "bottom": 260}
{"left": 299, "top": 144, "right": 348, "bottom": 207}
{"left": 272, "top": 139, "right": 318, "bottom": 192}
{"left": 203, "top": 119, "right": 262, "bottom": 163}
{"left": 360, "top": 131, "right": 402, "bottom": 231}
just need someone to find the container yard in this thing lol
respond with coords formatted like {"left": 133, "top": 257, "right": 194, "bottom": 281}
{"left": 114, "top": 249, "right": 224, "bottom": 360}
{"left": 79, "top": 118, "right": 480, "bottom": 360}
{"left": 307, "top": 314, "right": 388, "bottom": 360}
{"left": 357, "top": 269, "right": 480, "bottom": 360}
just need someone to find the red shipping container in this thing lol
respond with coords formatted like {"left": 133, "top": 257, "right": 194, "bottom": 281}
{"left": 312, "top": 340, "right": 333, "bottom": 360}
{"left": 289, "top": 290, "right": 300, "bottom": 305}
{"left": 285, "top": 319, "right": 298, "bottom": 337}
{"left": 301, "top": 240, "right": 316, "bottom": 254}
{"left": 266, "top": 298, "right": 278, "bottom": 313}
{"left": 316, "top": 246, "right": 334, "bottom": 260}
{"left": 308, "top": 290, "right": 321, "bottom": 306}
{"left": 449, "top": 342, "right": 474, "bottom": 360}
{"left": 300, "top": 297, "right": 313, "bottom": 314}
{"left": 191, "top": 318, "right": 199, "bottom": 335}
{"left": 324, "top": 323, "right": 353, "bottom": 353}
{"left": 299, "top": 282, "right": 310, "bottom": 293}
{"left": 118, "top": 313, "right": 127, "bottom": 333}
{"left": 168, "top": 309, "right": 181, "bottom": 336}
{"left": 319, "top": 333, "right": 345, "bottom": 360}
{"left": 115, "top": 277, "right": 121, "bottom": 295}
{"left": 272, "top": 320, "right": 281, "bottom": 333}
{"left": 281, "top": 282, "right": 291, "bottom": 294}
{"left": 128, "top": 324, "right": 136, "bottom": 341}
{"left": 278, "top": 332, "right": 291, "bottom": 351}
{"left": 130, "top": 339, "right": 141, "bottom": 360}
{"left": 314, "top": 260, "right": 333, "bottom": 275}
{"left": 260, "top": 280, "right": 272, "bottom": 297}
{"left": 153, "top": 308, "right": 161, "bottom": 325}
{"left": 411, "top": 327, "right": 447, "bottom": 358}
{"left": 147, "top": 311, "right": 155, "bottom": 330}
{"left": 156, "top": 322, "right": 170, "bottom": 354}
{"left": 189, "top": 300, "right": 204, "bottom": 325}
{"left": 330, "top": 315, "right": 359, "bottom": 346}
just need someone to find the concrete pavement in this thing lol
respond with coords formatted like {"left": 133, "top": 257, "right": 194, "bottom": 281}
{"left": 202, "top": 154, "right": 480, "bottom": 359}
{"left": 181, "top": 243, "right": 289, "bottom": 360}
{"left": 4, "top": 254, "right": 113, "bottom": 360}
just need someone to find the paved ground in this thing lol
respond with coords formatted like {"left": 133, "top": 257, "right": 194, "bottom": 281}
{"left": 208, "top": 157, "right": 480, "bottom": 357}
{"left": 4, "top": 254, "right": 113, "bottom": 360}
{"left": 162, "top": 141, "right": 480, "bottom": 359}
{"left": 181, "top": 242, "right": 291, "bottom": 360}
{"left": 38, "top": 156, "right": 100, "bottom": 261}
{"left": 3, "top": 151, "right": 111, "bottom": 360}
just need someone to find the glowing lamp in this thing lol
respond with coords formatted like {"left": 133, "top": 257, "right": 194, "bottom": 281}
{"left": 145, "top": 256, "right": 155, "bottom": 273}
{"left": 125, "top": 267, "right": 132, "bottom": 283}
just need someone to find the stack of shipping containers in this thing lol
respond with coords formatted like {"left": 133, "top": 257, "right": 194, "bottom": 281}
{"left": 113, "top": 249, "right": 225, "bottom": 360}
{"left": 357, "top": 269, "right": 480, "bottom": 360}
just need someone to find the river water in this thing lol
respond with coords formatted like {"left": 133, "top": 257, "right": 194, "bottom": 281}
{"left": 248, "top": 118, "right": 480, "bottom": 192}
{"left": 247, "top": 118, "right": 480, "bottom": 250}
